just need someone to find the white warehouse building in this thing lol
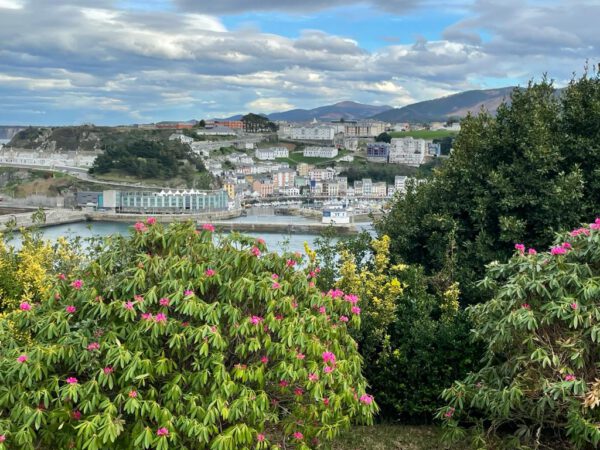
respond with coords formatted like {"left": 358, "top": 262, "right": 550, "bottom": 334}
{"left": 303, "top": 147, "right": 338, "bottom": 158}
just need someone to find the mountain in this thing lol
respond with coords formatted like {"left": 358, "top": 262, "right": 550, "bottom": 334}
{"left": 372, "top": 87, "right": 516, "bottom": 123}
{"left": 214, "top": 102, "right": 392, "bottom": 122}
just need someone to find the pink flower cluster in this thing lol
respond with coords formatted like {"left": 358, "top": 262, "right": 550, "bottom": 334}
{"left": 124, "top": 301, "right": 135, "bottom": 310}
{"left": 564, "top": 374, "right": 576, "bottom": 382}
{"left": 272, "top": 282, "right": 280, "bottom": 289}
{"left": 184, "top": 289, "right": 194, "bottom": 296}
{"left": 591, "top": 218, "right": 600, "bottom": 230}
{"left": 87, "top": 342, "right": 100, "bottom": 351}
{"left": 308, "top": 373, "right": 319, "bottom": 382}
{"left": 515, "top": 243, "right": 537, "bottom": 255}
{"left": 351, "top": 306, "right": 361, "bottom": 315}
{"left": 205, "top": 268, "right": 216, "bottom": 277}
{"left": 359, "top": 394, "right": 374, "bottom": 405}
{"left": 146, "top": 217, "right": 156, "bottom": 225}
{"left": 156, "top": 427, "right": 169, "bottom": 436}
{"left": 202, "top": 223, "right": 215, "bottom": 232}
{"left": 322, "top": 351, "right": 337, "bottom": 373}
{"left": 344, "top": 294, "right": 359, "bottom": 304}
{"left": 71, "top": 279, "right": 83, "bottom": 290}
{"left": 66, "top": 377, "right": 78, "bottom": 385}
{"left": 339, "top": 315, "right": 349, "bottom": 323}
{"left": 129, "top": 390, "right": 138, "bottom": 398}
{"left": 65, "top": 305, "right": 76, "bottom": 314}
{"left": 286, "top": 259, "right": 296, "bottom": 267}
{"left": 251, "top": 246, "right": 261, "bottom": 257}
{"left": 159, "top": 298, "right": 170, "bottom": 307}
{"left": 103, "top": 366, "right": 113, "bottom": 375}
{"left": 293, "top": 432, "right": 304, "bottom": 440}
{"left": 521, "top": 303, "right": 531, "bottom": 310}
{"left": 17, "top": 354, "right": 28, "bottom": 363}
{"left": 570, "top": 227, "right": 590, "bottom": 237}
{"left": 20, "top": 302, "right": 32, "bottom": 311}
{"left": 250, "top": 315, "right": 264, "bottom": 325}
{"left": 133, "top": 222, "right": 147, "bottom": 233}
{"left": 444, "top": 407, "right": 455, "bottom": 418}
{"left": 550, "top": 242, "right": 571, "bottom": 255}
{"left": 328, "top": 288, "right": 344, "bottom": 299}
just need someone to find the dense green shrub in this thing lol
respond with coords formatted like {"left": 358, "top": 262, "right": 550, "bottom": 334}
{"left": 439, "top": 220, "right": 600, "bottom": 448}
{"left": 0, "top": 221, "right": 375, "bottom": 449}
{"left": 327, "top": 235, "right": 479, "bottom": 421}
{"left": 378, "top": 68, "right": 600, "bottom": 304}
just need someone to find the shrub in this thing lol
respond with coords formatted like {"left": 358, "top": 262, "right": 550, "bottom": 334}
{"left": 333, "top": 235, "right": 479, "bottom": 421}
{"left": 439, "top": 220, "right": 600, "bottom": 448}
{"left": 0, "top": 221, "right": 375, "bottom": 449}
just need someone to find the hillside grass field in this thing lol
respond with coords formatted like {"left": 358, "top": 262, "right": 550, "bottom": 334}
{"left": 389, "top": 130, "right": 459, "bottom": 139}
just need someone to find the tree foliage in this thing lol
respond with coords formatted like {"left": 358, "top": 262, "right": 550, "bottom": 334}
{"left": 439, "top": 220, "right": 600, "bottom": 449}
{"left": 0, "top": 221, "right": 375, "bottom": 449}
{"left": 378, "top": 69, "right": 600, "bottom": 304}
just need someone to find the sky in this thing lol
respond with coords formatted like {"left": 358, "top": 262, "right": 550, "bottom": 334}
{"left": 0, "top": 0, "right": 598, "bottom": 125}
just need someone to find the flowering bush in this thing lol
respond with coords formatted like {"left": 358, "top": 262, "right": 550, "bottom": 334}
{"left": 0, "top": 220, "right": 375, "bottom": 449}
{"left": 332, "top": 235, "right": 478, "bottom": 420}
{"left": 439, "top": 220, "right": 600, "bottom": 448}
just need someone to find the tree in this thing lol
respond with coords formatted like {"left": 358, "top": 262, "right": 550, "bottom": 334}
{"left": 198, "top": 120, "right": 206, "bottom": 128}
{"left": 0, "top": 221, "right": 376, "bottom": 448}
{"left": 378, "top": 73, "right": 600, "bottom": 304}
{"left": 440, "top": 220, "right": 600, "bottom": 448}
{"left": 375, "top": 132, "right": 391, "bottom": 143}
{"left": 242, "top": 114, "right": 277, "bottom": 133}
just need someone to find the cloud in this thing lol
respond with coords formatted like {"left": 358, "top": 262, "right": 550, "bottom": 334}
{"left": 0, "top": 0, "right": 597, "bottom": 125}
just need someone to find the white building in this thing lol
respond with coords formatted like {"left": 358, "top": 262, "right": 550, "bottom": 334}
{"left": 343, "top": 121, "right": 386, "bottom": 137}
{"left": 289, "top": 126, "right": 336, "bottom": 141}
{"left": 309, "top": 167, "right": 336, "bottom": 181}
{"left": 195, "top": 126, "right": 237, "bottom": 136}
{"left": 255, "top": 147, "right": 289, "bottom": 160}
{"left": 303, "top": 147, "right": 338, "bottom": 158}
{"left": 0, "top": 150, "right": 97, "bottom": 168}
{"left": 389, "top": 137, "right": 428, "bottom": 166}
{"left": 169, "top": 133, "right": 194, "bottom": 145}
{"left": 283, "top": 186, "right": 300, "bottom": 196}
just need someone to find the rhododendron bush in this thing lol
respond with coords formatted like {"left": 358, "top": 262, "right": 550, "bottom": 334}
{"left": 439, "top": 220, "right": 600, "bottom": 448}
{"left": 0, "top": 220, "right": 375, "bottom": 449}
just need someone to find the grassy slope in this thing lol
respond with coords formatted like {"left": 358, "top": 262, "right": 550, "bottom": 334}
{"left": 334, "top": 425, "right": 470, "bottom": 450}
{"left": 389, "top": 130, "right": 459, "bottom": 139}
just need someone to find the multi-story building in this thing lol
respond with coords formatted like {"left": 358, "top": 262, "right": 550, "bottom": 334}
{"left": 336, "top": 176, "right": 348, "bottom": 194}
{"left": 283, "top": 186, "right": 300, "bottom": 196}
{"left": 362, "top": 179, "right": 373, "bottom": 196}
{"left": 428, "top": 142, "right": 441, "bottom": 156}
{"left": 354, "top": 180, "right": 363, "bottom": 196}
{"left": 297, "top": 163, "right": 314, "bottom": 177}
{"left": 325, "top": 182, "right": 339, "bottom": 197}
{"left": 342, "top": 121, "right": 386, "bottom": 137}
{"left": 303, "top": 147, "right": 338, "bottom": 158}
{"left": 213, "top": 120, "right": 244, "bottom": 130}
{"left": 395, "top": 176, "right": 408, "bottom": 193}
{"left": 289, "top": 126, "right": 336, "bottom": 142}
{"left": 389, "top": 137, "right": 428, "bottom": 166}
{"left": 366, "top": 142, "right": 389, "bottom": 162}
{"left": 101, "top": 189, "right": 229, "bottom": 213}
{"left": 295, "top": 176, "right": 309, "bottom": 188}
{"left": 272, "top": 169, "right": 296, "bottom": 190}
{"left": 255, "top": 147, "right": 289, "bottom": 160}
{"left": 372, "top": 182, "right": 387, "bottom": 197}
{"left": 252, "top": 178, "right": 274, "bottom": 197}
{"left": 168, "top": 133, "right": 194, "bottom": 145}
{"left": 309, "top": 167, "right": 336, "bottom": 181}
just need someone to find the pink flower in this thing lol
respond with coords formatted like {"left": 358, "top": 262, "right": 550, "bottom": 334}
{"left": 54, "top": 293, "right": 61, "bottom": 300}
{"left": 66, "top": 377, "right": 78, "bottom": 385}
{"left": 324, "top": 366, "right": 334, "bottom": 374}
{"left": 550, "top": 246, "right": 567, "bottom": 255}
{"left": 184, "top": 289, "right": 194, "bottom": 296}
{"left": 570, "top": 227, "right": 590, "bottom": 237}
{"left": 564, "top": 374, "right": 576, "bottom": 382}
{"left": 156, "top": 427, "right": 169, "bottom": 437}
{"left": 308, "top": 373, "right": 319, "bottom": 382}
{"left": 308, "top": 271, "right": 315, "bottom": 279}
{"left": 159, "top": 298, "right": 170, "bottom": 307}
{"left": 514, "top": 243, "right": 525, "bottom": 254}
{"left": 103, "top": 366, "right": 113, "bottom": 375}
{"left": 571, "top": 302, "right": 578, "bottom": 310}
{"left": 309, "top": 281, "right": 315, "bottom": 288}
{"left": 528, "top": 248, "right": 537, "bottom": 255}
{"left": 271, "top": 282, "right": 280, "bottom": 289}
{"left": 251, "top": 246, "right": 261, "bottom": 257}
{"left": 202, "top": 223, "right": 215, "bottom": 232}
{"left": 328, "top": 289, "right": 344, "bottom": 299}
{"left": 58, "top": 273, "right": 66, "bottom": 280}
{"left": 17, "top": 354, "right": 28, "bottom": 363}
{"left": 279, "top": 380, "right": 289, "bottom": 388}
{"left": 291, "top": 301, "right": 298, "bottom": 309}
{"left": 205, "top": 268, "right": 216, "bottom": 277}
{"left": 293, "top": 432, "right": 304, "bottom": 440}
{"left": 256, "top": 238, "right": 265, "bottom": 245}
{"left": 134, "top": 296, "right": 144, "bottom": 304}
{"left": 71, "top": 410, "right": 82, "bottom": 420}
{"left": 128, "top": 390, "right": 138, "bottom": 398}
{"left": 444, "top": 407, "right": 455, "bottom": 418}
{"left": 294, "top": 388, "right": 303, "bottom": 396}
{"left": 141, "top": 313, "right": 153, "bottom": 321}
{"left": 359, "top": 394, "right": 374, "bottom": 405}
{"left": 286, "top": 259, "right": 296, "bottom": 267}
{"left": 65, "top": 305, "right": 76, "bottom": 314}
{"left": 521, "top": 303, "right": 530, "bottom": 310}
{"left": 20, "top": 301, "right": 32, "bottom": 311}
{"left": 351, "top": 306, "right": 361, "bottom": 315}
{"left": 296, "top": 352, "right": 305, "bottom": 360}
{"left": 146, "top": 217, "right": 156, "bottom": 225}
{"left": 154, "top": 313, "right": 167, "bottom": 324}
{"left": 344, "top": 294, "right": 359, "bottom": 304}
{"left": 275, "top": 314, "right": 283, "bottom": 320}
{"left": 87, "top": 342, "right": 100, "bottom": 351}
{"left": 562, "top": 242, "right": 572, "bottom": 249}
{"left": 323, "top": 397, "right": 330, "bottom": 406}
{"left": 271, "top": 273, "right": 279, "bottom": 280}
{"left": 339, "top": 315, "right": 349, "bottom": 323}
{"left": 322, "top": 351, "right": 336, "bottom": 365}
{"left": 260, "top": 356, "right": 269, "bottom": 364}
{"left": 0, "top": 435, "right": 5, "bottom": 442}
{"left": 257, "top": 433, "right": 265, "bottom": 442}
{"left": 124, "top": 301, "right": 135, "bottom": 310}
{"left": 250, "top": 316, "right": 264, "bottom": 325}
{"left": 133, "top": 222, "right": 147, "bottom": 232}
{"left": 71, "top": 279, "right": 83, "bottom": 290}
{"left": 591, "top": 222, "right": 600, "bottom": 230}
{"left": 319, "top": 306, "right": 326, "bottom": 314}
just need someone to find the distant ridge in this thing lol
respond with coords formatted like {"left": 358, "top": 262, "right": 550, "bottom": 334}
{"left": 372, "top": 87, "right": 516, "bottom": 122}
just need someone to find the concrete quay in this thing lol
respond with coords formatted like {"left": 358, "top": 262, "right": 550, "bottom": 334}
{"left": 0, "top": 208, "right": 87, "bottom": 231}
